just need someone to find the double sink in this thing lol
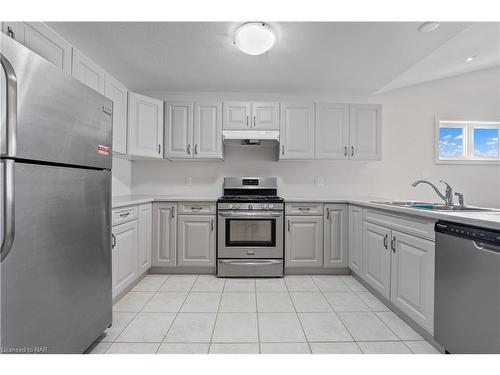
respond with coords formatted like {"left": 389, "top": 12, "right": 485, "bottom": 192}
{"left": 372, "top": 201, "right": 494, "bottom": 212}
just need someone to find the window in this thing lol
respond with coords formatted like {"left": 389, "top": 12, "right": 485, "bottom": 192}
{"left": 437, "top": 120, "right": 500, "bottom": 163}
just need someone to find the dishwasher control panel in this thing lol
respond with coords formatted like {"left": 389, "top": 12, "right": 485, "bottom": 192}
{"left": 435, "top": 221, "right": 500, "bottom": 246}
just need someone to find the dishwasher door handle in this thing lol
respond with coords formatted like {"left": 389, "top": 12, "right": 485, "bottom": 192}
{"left": 473, "top": 241, "right": 500, "bottom": 254}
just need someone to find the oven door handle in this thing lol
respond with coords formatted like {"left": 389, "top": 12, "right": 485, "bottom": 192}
{"left": 218, "top": 211, "right": 283, "bottom": 218}
{"left": 218, "top": 259, "right": 283, "bottom": 266}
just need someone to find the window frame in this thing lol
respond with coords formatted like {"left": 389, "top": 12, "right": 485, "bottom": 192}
{"left": 435, "top": 117, "right": 500, "bottom": 164}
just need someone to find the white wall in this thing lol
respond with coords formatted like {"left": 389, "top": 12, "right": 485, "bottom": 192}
{"left": 131, "top": 67, "right": 500, "bottom": 207}
{"left": 112, "top": 156, "right": 132, "bottom": 196}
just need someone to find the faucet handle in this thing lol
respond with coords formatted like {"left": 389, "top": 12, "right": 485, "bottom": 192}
{"left": 439, "top": 179, "right": 453, "bottom": 193}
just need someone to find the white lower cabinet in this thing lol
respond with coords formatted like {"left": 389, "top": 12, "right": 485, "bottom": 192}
{"left": 391, "top": 230, "right": 435, "bottom": 333}
{"left": 152, "top": 203, "right": 177, "bottom": 267}
{"left": 285, "top": 215, "right": 324, "bottom": 268}
{"left": 112, "top": 220, "right": 138, "bottom": 299}
{"left": 137, "top": 203, "right": 152, "bottom": 274}
{"left": 362, "top": 222, "right": 392, "bottom": 299}
{"left": 323, "top": 204, "right": 348, "bottom": 268}
{"left": 348, "top": 205, "right": 363, "bottom": 273}
{"left": 177, "top": 215, "right": 215, "bottom": 267}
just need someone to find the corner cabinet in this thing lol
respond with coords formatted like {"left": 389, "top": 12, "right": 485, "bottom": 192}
{"left": 349, "top": 104, "right": 382, "bottom": 160}
{"left": 279, "top": 102, "right": 315, "bottom": 160}
{"left": 164, "top": 101, "right": 223, "bottom": 160}
{"left": 137, "top": 203, "right": 152, "bottom": 274}
{"left": 152, "top": 203, "right": 177, "bottom": 267}
{"left": 128, "top": 92, "right": 164, "bottom": 158}
{"left": 72, "top": 48, "right": 106, "bottom": 94}
{"left": 348, "top": 205, "right": 363, "bottom": 274}
{"left": 104, "top": 74, "right": 128, "bottom": 154}
{"left": 323, "top": 204, "right": 348, "bottom": 268}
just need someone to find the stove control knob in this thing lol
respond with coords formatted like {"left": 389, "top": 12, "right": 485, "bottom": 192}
{"left": 268, "top": 204, "right": 273, "bottom": 209}
{"left": 248, "top": 204, "right": 253, "bottom": 210}
{"left": 235, "top": 204, "right": 240, "bottom": 209}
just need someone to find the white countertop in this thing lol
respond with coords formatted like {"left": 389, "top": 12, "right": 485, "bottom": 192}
{"left": 112, "top": 194, "right": 500, "bottom": 231}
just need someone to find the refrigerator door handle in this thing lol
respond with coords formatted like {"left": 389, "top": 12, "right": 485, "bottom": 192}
{"left": 1, "top": 160, "right": 15, "bottom": 262}
{"left": 0, "top": 52, "right": 18, "bottom": 157}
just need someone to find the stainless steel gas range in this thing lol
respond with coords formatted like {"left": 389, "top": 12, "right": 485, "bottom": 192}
{"left": 217, "top": 177, "right": 284, "bottom": 277}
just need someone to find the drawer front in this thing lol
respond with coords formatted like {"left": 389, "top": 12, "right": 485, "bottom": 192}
{"left": 178, "top": 202, "right": 216, "bottom": 215}
{"left": 363, "top": 208, "right": 435, "bottom": 240}
{"left": 112, "top": 205, "right": 138, "bottom": 226}
{"left": 286, "top": 202, "right": 324, "bottom": 215}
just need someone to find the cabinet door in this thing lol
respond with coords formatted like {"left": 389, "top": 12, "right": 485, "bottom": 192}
{"left": 112, "top": 220, "right": 139, "bottom": 298}
{"left": 128, "top": 92, "right": 164, "bottom": 158}
{"left": 280, "top": 103, "right": 314, "bottom": 159}
{"left": 324, "top": 204, "right": 348, "bottom": 268}
{"left": 223, "top": 101, "right": 251, "bottom": 130}
{"left": 251, "top": 102, "right": 279, "bottom": 130}
{"left": 11, "top": 22, "right": 73, "bottom": 74}
{"left": 348, "top": 206, "right": 363, "bottom": 274}
{"left": 164, "top": 101, "right": 193, "bottom": 159}
{"left": 137, "top": 203, "right": 152, "bottom": 275}
{"left": 362, "top": 222, "right": 391, "bottom": 299}
{"left": 177, "top": 215, "right": 215, "bottom": 267}
{"left": 315, "top": 103, "right": 349, "bottom": 159}
{"left": 71, "top": 48, "right": 105, "bottom": 94}
{"left": 349, "top": 104, "right": 382, "bottom": 160}
{"left": 285, "top": 216, "right": 324, "bottom": 268}
{"left": 152, "top": 203, "right": 177, "bottom": 267}
{"left": 391, "top": 231, "right": 435, "bottom": 333}
{"left": 104, "top": 74, "right": 128, "bottom": 154}
{"left": 193, "top": 101, "right": 222, "bottom": 159}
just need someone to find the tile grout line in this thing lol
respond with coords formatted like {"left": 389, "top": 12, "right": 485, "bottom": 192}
{"left": 311, "top": 275, "right": 363, "bottom": 353}
{"left": 155, "top": 275, "right": 199, "bottom": 354}
{"left": 285, "top": 276, "right": 312, "bottom": 354}
{"left": 207, "top": 276, "right": 226, "bottom": 354}
{"left": 254, "top": 279, "right": 261, "bottom": 354}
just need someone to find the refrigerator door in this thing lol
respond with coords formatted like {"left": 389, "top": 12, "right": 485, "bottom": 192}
{"left": 1, "top": 35, "right": 112, "bottom": 169}
{"left": 0, "top": 162, "right": 112, "bottom": 353}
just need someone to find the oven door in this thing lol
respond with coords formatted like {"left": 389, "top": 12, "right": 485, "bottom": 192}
{"left": 218, "top": 210, "right": 284, "bottom": 258}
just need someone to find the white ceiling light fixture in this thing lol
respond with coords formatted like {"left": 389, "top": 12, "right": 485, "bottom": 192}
{"left": 234, "top": 22, "right": 276, "bottom": 56}
{"left": 418, "top": 22, "right": 441, "bottom": 33}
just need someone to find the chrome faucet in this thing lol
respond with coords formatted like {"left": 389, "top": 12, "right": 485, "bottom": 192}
{"left": 411, "top": 179, "right": 454, "bottom": 206}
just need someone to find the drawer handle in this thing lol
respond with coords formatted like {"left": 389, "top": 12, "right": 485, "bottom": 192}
{"left": 119, "top": 212, "right": 130, "bottom": 218}
{"left": 298, "top": 207, "right": 311, "bottom": 211}
{"left": 190, "top": 207, "right": 203, "bottom": 211}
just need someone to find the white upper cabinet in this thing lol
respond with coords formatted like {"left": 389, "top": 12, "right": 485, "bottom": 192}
{"left": 2, "top": 22, "right": 72, "bottom": 74}
{"left": 280, "top": 102, "right": 315, "bottom": 159}
{"left": 315, "top": 103, "right": 349, "bottom": 159}
{"left": 128, "top": 92, "right": 164, "bottom": 158}
{"left": 164, "top": 101, "right": 193, "bottom": 159}
{"left": 223, "top": 102, "right": 252, "bottom": 130}
{"left": 349, "top": 104, "right": 382, "bottom": 160}
{"left": 251, "top": 102, "right": 279, "bottom": 130}
{"left": 193, "top": 101, "right": 223, "bottom": 159}
{"left": 104, "top": 74, "right": 128, "bottom": 154}
{"left": 164, "top": 101, "right": 223, "bottom": 160}
{"left": 71, "top": 49, "right": 105, "bottom": 94}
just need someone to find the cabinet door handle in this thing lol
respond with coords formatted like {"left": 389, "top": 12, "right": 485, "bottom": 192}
{"left": 391, "top": 236, "right": 396, "bottom": 252}
{"left": 211, "top": 219, "right": 214, "bottom": 232}
{"left": 344, "top": 146, "right": 348, "bottom": 157}
{"left": 351, "top": 146, "right": 354, "bottom": 157}
{"left": 171, "top": 206, "right": 175, "bottom": 218}
{"left": 282, "top": 145, "right": 285, "bottom": 156}
{"left": 383, "top": 234, "right": 388, "bottom": 249}
{"left": 111, "top": 234, "right": 116, "bottom": 249}
{"left": 194, "top": 144, "right": 198, "bottom": 155}
{"left": 119, "top": 212, "right": 130, "bottom": 218}
{"left": 246, "top": 116, "right": 249, "bottom": 127}
{"left": 326, "top": 208, "right": 330, "bottom": 220}
{"left": 158, "top": 144, "right": 161, "bottom": 154}
{"left": 253, "top": 115, "right": 256, "bottom": 127}
{"left": 187, "top": 144, "right": 191, "bottom": 155}
{"left": 287, "top": 220, "right": 291, "bottom": 232}
{"left": 7, "top": 27, "right": 14, "bottom": 39}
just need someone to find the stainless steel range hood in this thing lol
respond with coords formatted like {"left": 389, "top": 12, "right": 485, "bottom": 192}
{"left": 222, "top": 130, "right": 280, "bottom": 145}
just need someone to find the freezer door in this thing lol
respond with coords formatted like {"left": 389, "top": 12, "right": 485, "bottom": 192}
{"left": 0, "top": 162, "right": 112, "bottom": 354}
{"left": 1, "top": 35, "right": 112, "bottom": 169}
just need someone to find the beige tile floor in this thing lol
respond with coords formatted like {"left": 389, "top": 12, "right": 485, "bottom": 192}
{"left": 87, "top": 275, "right": 441, "bottom": 354}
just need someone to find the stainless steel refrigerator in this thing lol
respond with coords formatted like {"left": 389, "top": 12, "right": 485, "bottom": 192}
{"left": 1, "top": 35, "right": 113, "bottom": 354}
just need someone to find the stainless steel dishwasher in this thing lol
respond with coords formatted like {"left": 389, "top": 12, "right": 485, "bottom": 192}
{"left": 434, "top": 220, "right": 500, "bottom": 354}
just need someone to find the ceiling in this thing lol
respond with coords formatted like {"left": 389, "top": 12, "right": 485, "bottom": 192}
{"left": 47, "top": 22, "right": 498, "bottom": 95}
